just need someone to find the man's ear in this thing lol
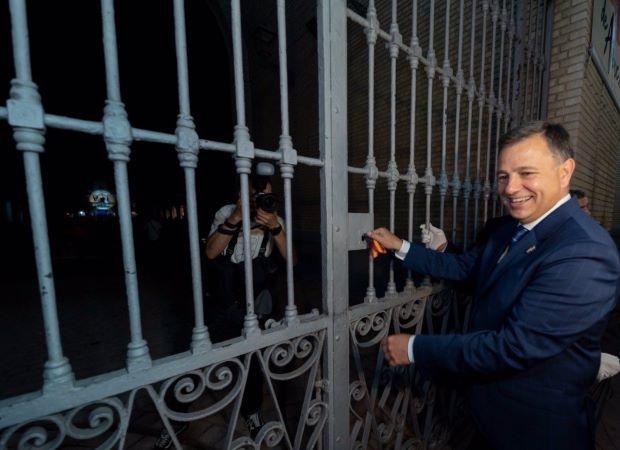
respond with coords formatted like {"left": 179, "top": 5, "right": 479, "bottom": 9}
{"left": 560, "top": 158, "right": 576, "bottom": 189}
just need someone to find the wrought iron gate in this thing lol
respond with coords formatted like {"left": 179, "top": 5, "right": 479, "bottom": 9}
{"left": 0, "top": 0, "right": 548, "bottom": 448}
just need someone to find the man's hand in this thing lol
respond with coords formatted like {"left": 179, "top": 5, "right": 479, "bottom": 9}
{"left": 420, "top": 222, "right": 448, "bottom": 252}
{"left": 597, "top": 352, "right": 620, "bottom": 382}
{"left": 382, "top": 334, "right": 412, "bottom": 366}
{"left": 367, "top": 228, "right": 403, "bottom": 252}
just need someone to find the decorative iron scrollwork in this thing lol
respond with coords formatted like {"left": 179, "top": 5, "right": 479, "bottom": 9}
{"left": 351, "top": 310, "right": 391, "bottom": 348}
{"left": 0, "top": 398, "right": 126, "bottom": 450}
{"left": 158, "top": 358, "right": 245, "bottom": 421}
{"left": 263, "top": 332, "right": 323, "bottom": 381}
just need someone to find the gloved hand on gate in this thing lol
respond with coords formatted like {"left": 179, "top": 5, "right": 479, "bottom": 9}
{"left": 420, "top": 222, "right": 448, "bottom": 252}
{"left": 597, "top": 352, "right": 620, "bottom": 382}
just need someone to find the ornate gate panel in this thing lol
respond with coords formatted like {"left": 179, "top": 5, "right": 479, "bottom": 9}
{"left": 343, "top": 0, "right": 549, "bottom": 448}
{"left": 0, "top": 1, "right": 548, "bottom": 449}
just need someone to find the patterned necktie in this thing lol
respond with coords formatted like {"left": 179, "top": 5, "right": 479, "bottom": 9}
{"left": 511, "top": 225, "right": 529, "bottom": 245}
{"left": 498, "top": 225, "right": 529, "bottom": 263}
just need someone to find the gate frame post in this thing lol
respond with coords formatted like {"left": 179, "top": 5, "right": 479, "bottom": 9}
{"left": 511, "top": 0, "right": 526, "bottom": 126}
{"left": 318, "top": 0, "right": 350, "bottom": 448}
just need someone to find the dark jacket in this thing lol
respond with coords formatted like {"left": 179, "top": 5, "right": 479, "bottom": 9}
{"left": 404, "top": 198, "right": 620, "bottom": 450}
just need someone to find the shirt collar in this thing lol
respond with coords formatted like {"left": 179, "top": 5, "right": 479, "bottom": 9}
{"left": 521, "top": 194, "right": 571, "bottom": 231}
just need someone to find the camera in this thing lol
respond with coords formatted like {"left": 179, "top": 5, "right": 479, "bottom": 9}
{"left": 254, "top": 192, "right": 278, "bottom": 213}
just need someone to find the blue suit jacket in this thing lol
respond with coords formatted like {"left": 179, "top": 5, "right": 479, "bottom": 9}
{"left": 404, "top": 198, "right": 619, "bottom": 450}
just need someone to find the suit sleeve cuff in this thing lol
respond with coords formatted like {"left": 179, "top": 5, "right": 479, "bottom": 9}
{"left": 395, "top": 240, "right": 411, "bottom": 260}
{"left": 408, "top": 335, "right": 415, "bottom": 363}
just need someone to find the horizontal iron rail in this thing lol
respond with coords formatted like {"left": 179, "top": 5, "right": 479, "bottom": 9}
{"left": 0, "top": 106, "right": 324, "bottom": 168}
{"left": 0, "top": 311, "right": 328, "bottom": 429}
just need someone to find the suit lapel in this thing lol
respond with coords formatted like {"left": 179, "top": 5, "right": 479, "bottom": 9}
{"left": 478, "top": 221, "right": 516, "bottom": 282}
{"left": 479, "top": 230, "right": 538, "bottom": 296}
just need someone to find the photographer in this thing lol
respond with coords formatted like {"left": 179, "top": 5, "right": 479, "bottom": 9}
{"left": 204, "top": 164, "right": 289, "bottom": 436}
{"left": 206, "top": 174, "right": 287, "bottom": 266}
{"left": 153, "top": 166, "right": 290, "bottom": 448}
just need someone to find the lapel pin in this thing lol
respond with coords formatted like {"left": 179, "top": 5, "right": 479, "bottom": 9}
{"left": 526, "top": 245, "right": 536, "bottom": 254}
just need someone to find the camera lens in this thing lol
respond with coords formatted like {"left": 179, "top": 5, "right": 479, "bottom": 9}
{"left": 255, "top": 193, "right": 278, "bottom": 213}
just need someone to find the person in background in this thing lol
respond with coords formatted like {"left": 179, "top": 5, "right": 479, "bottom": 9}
{"left": 154, "top": 163, "right": 292, "bottom": 448}
{"left": 204, "top": 162, "right": 291, "bottom": 437}
{"left": 570, "top": 188, "right": 591, "bottom": 215}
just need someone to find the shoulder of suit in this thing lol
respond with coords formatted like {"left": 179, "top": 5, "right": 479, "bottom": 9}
{"left": 540, "top": 217, "right": 620, "bottom": 266}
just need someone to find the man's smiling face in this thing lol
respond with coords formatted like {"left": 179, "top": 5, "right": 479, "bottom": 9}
{"left": 497, "top": 134, "right": 575, "bottom": 224}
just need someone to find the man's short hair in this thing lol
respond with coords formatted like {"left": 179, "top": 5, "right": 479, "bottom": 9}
{"left": 570, "top": 189, "right": 587, "bottom": 199}
{"left": 499, "top": 121, "right": 574, "bottom": 162}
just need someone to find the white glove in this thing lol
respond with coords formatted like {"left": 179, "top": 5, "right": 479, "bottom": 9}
{"left": 420, "top": 222, "right": 448, "bottom": 252}
{"left": 597, "top": 352, "right": 620, "bottom": 382}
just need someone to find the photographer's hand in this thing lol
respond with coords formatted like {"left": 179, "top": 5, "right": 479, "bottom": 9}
{"left": 229, "top": 199, "right": 243, "bottom": 225}
{"left": 205, "top": 200, "right": 243, "bottom": 260}
{"left": 255, "top": 209, "right": 279, "bottom": 229}
{"left": 255, "top": 209, "right": 292, "bottom": 262}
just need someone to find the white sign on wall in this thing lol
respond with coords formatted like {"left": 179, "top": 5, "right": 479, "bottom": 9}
{"left": 591, "top": 0, "right": 620, "bottom": 110}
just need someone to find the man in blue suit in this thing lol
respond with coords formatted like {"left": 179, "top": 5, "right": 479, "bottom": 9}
{"left": 368, "top": 122, "right": 620, "bottom": 450}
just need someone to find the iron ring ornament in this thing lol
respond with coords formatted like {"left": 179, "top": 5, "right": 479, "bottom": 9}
{"left": 376, "top": 421, "right": 395, "bottom": 444}
{"left": 351, "top": 310, "right": 391, "bottom": 348}
{"left": 430, "top": 290, "right": 453, "bottom": 317}
{"left": 230, "top": 421, "right": 286, "bottom": 449}
{"left": 0, "top": 398, "right": 125, "bottom": 450}
{"left": 394, "top": 298, "right": 426, "bottom": 330}
{"left": 262, "top": 332, "right": 323, "bottom": 381}
{"left": 304, "top": 400, "right": 328, "bottom": 449}
{"left": 158, "top": 358, "right": 245, "bottom": 421}
{"left": 0, "top": 415, "right": 65, "bottom": 450}
{"left": 349, "top": 380, "right": 367, "bottom": 404}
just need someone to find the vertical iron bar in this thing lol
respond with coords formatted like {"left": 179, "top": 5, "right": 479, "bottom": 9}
{"left": 386, "top": 0, "right": 401, "bottom": 297}
{"left": 7, "top": 0, "right": 75, "bottom": 391}
{"left": 463, "top": 0, "right": 477, "bottom": 248}
{"left": 451, "top": 0, "right": 465, "bottom": 243}
{"left": 473, "top": 0, "right": 489, "bottom": 238}
{"left": 511, "top": 0, "right": 525, "bottom": 128}
{"left": 424, "top": 0, "right": 437, "bottom": 239}
{"left": 276, "top": 0, "right": 299, "bottom": 324}
{"left": 504, "top": 0, "right": 515, "bottom": 132}
{"left": 534, "top": 0, "right": 545, "bottom": 119}
{"left": 365, "top": 0, "right": 379, "bottom": 302}
{"left": 483, "top": 1, "right": 498, "bottom": 223}
{"left": 531, "top": 1, "right": 541, "bottom": 120}
{"left": 492, "top": 0, "right": 507, "bottom": 217}
{"left": 522, "top": 1, "right": 532, "bottom": 122}
{"left": 439, "top": 0, "right": 452, "bottom": 230}
{"left": 318, "top": 0, "right": 349, "bottom": 447}
{"left": 101, "top": 0, "right": 151, "bottom": 370}
{"left": 231, "top": 0, "right": 260, "bottom": 335}
{"left": 501, "top": 0, "right": 515, "bottom": 215}
{"left": 406, "top": 0, "right": 420, "bottom": 292}
{"left": 539, "top": 1, "right": 553, "bottom": 119}
{"left": 172, "top": 0, "right": 211, "bottom": 352}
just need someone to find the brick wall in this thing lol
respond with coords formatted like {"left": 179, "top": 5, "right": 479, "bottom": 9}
{"left": 547, "top": 0, "right": 620, "bottom": 229}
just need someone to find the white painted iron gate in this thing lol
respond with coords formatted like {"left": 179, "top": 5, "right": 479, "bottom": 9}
{"left": 0, "top": 0, "right": 549, "bottom": 448}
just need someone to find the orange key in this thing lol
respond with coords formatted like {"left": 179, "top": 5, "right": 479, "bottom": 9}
{"left": 370, "top": 239, "right": 387, "bottom": 259}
